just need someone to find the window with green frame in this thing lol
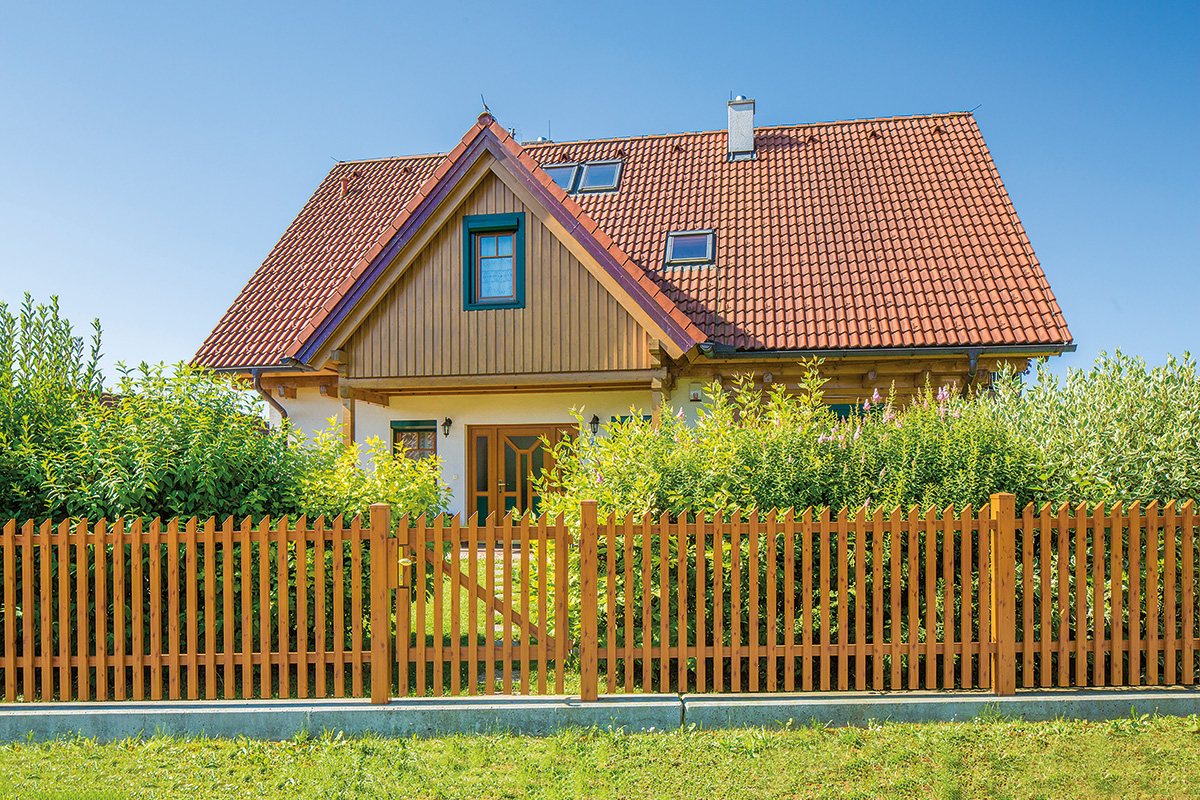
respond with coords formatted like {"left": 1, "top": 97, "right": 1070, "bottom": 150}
{"left": 391, "top": 420, "right": 437, "bottom": 460}
{"left": 463, "top": 212, "right": 525, "bottom": 309}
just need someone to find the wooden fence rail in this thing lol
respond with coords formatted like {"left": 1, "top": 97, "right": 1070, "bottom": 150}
{"left": 1, "top": 495, "right": 1197, "bottom": 703}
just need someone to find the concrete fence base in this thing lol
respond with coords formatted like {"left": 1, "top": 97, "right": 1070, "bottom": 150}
{"left": 0, "top": 687, "right": 1195, "bottom": 742}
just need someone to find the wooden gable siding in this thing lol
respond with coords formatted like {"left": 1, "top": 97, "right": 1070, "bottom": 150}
{"left": 346, "top": 173, "right": 652, "bottom": 380}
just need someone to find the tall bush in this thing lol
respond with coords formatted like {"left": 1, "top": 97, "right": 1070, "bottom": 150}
{"left": 537, "top": 365, "right": 1037, "bottom": 523}
{"left": 990, "top": 350, "right": 1200, "bottom": 505}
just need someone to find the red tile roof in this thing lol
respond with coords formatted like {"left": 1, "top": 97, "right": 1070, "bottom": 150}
{"left": 194, "top": 111, "right": 1071, "bottom": 369}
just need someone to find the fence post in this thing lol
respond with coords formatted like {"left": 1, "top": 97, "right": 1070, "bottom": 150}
{"left": 990, "top": 493, "right": 1017, "bottom": 696}
{"left": 579, "top": 500, "right": 599, "bottom": 702}
{"left": 370, "top": 503, "right": 392, "bottom": 705}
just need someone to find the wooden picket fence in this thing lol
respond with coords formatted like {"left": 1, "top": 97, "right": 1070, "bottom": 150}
{"left": 0, "top": 495, "right": 1196, "bottom": 703}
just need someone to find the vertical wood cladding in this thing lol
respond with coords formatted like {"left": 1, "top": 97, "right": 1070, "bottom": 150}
{"left": 348, "top": 172, "right": 651, "bottom": 379}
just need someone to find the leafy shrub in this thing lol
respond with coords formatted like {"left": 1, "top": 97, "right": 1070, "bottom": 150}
{"left": 990, "top": 350, "right": 1200, "bottom": 505}
{"left": 0, "top": 294, "right": 450, "bottom": 524}
{"left": 538, "top": 364, "right": 1037, "bottom": 523}
{"left": 297, "top": 420, "right": 451, "bottom": 524}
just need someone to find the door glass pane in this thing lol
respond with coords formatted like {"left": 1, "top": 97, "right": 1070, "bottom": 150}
{"left": 475, "top": 435, "right": 489, "bottom": 492}
{"left": 509, "top": 435, "right": 540, "bottom": 450}
{"left": 520, "top": 453, "right": 528, "bottom": 509}
{"left": 504, "top": 496, "right": 517, "bottom": 513}
{"left": 476, "top": 496, "right": 489, "bottom": 521}
{"left": 504, "top": 444, "right": 517, "bottom": 492}
{"left": 531, "top": 445, "right": 544, "bottom": 480}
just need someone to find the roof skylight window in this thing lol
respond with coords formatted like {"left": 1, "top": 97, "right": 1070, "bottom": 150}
{"left": 578, "top": 160, "right": 622, "bottom": 192}
{"left": 664, "top": 230, "right": 715, "bottom": 266}
{"left": 543, "top": 164, "right": 580, "bottom": 192}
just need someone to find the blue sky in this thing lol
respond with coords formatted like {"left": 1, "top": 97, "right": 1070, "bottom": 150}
{"left": 1, "top": 1, "right": 1196, "bottom": 377}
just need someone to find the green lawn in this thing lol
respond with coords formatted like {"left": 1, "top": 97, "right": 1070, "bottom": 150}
{"left": 2, "top": 713, "right": 1198, "bottom": 799}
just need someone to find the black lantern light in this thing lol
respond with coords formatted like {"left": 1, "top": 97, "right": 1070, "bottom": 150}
{"left": 588, "top": 414, "right": 601, "bottom": 438}
{"left": 441, "top": 417, "right": 452, "bottom": 437}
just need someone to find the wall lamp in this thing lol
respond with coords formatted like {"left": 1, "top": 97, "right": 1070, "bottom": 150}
{"left": 441, "top": 417, "right": 453, "bottom": 437}
{"left": 588, "top": 414, "right": 601, "bottom": 438}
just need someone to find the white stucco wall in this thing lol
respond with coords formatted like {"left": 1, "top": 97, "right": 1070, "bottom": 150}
{"left": 271, "top": 388, "right": 657, "bottom": 514}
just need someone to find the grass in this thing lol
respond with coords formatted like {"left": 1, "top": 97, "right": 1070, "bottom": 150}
{"left": 1, "top": 712, "right": 1198, "bottom": 799}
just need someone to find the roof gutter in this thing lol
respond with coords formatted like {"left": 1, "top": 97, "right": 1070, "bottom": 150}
{"left": 251, "top": 368, "right": 289, "bottom": 422}
{"left": 696, "top": 343, "right": 1075, "bottom": 360}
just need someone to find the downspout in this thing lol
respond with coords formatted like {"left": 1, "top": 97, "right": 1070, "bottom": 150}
{"left": 251, "top": 368, "right": 289, "bottom": 423}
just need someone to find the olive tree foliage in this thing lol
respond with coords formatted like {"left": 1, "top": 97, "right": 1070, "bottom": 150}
{"left": 990, "top": 350, "right": 1200, "bottom": 505}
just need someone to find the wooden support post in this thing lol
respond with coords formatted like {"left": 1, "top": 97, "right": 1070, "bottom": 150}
{"left": 651, "top": 378, "right": 663, "bottom": 430}
{"left": 370, "top": 503, "right": 392, "bottom": 705}
{"left": 991, "top": 493, "right": 1017, "bottom": 696}
{"left": 342, "top": 398, "right": 356, "bottom": 447}
{"left": 579, "top": 500, "right": 599, "bottom": 702}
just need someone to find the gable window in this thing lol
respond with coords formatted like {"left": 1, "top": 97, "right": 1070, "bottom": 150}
{"left": 664, "top": 229, "right": 715, "bottom": 266}
{"left": 543, "top": 164, "right": 580, "bottom": 192}
{"left": 463, "top": 213, "right": 525, "bottom": 309}
{"left": 578, "top": 160, "right": 622, "bottom": 192}
{"left": 391, "top": 420, "right": 437, "bottom": 460}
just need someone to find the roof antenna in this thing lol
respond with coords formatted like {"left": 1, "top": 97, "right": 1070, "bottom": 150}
{"left": 548, "top": 120, "right": 551, "bottom": 141}
{"left": 967, "top": 102, "right": 982, "bottom": 113}
{"left": 480, "top": 93, "right": 491, "bottom": 115}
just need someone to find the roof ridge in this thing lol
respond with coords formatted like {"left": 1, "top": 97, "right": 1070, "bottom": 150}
{"left": 324, "top": 111, "right": 975, "bottom": 166}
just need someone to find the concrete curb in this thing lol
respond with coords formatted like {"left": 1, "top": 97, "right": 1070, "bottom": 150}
{"left": 0, "top": 695, "right": 683, "bottom": 742}
{"left": 1, "top": 688, "right": 1196, "bottom": 741}
{"left": 683, "top": 687, "right": 1200, "bottom": 729}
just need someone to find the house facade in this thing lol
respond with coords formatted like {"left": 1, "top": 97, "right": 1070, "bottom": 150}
{"left": 194, "top": 100, "right": 1073, "bottom": 517}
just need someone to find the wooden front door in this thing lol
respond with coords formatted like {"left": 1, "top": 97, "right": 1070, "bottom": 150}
{"left": 467, "top": 425, "right": 571, "bottom": 519}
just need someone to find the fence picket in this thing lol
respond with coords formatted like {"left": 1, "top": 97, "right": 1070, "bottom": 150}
{"left": 960, "top": 506, "right": 973, "bottom": 689}
{"left": 1184, "top": 500, "right": 1195, "bottom": 685}
{"left": 924, "top": 508, "right": 936, "bottom": 690}
{"left": 3, "top": 520, "right": 14, "bottom": 702}
{"left": 483, "top": 514, "right": 494, "bottom": 697}
{"left": 351, "top": 516, "right": 363, "bottom": 698}
{"left": 276, "top": 517, "right": 289, "bottom": 699}
{"left": 1056, "top": 504, "right": 1069, "bottom": 688}
{"left": 314, "top": 517, "right": 326, "bottom": 699}
{"left": 696, "top": 512, "right": 707, "bottom": 693}
{"left": 1110, "top": 503, "right": 1123, "bottom": 686}
{"left": 907, "top": 508, "right": 919, "bottom": 690}
{"left": 837, "top": 508, "right": 848, "bottom": 691}
{"left": 749, "top": 510, "right": 760, "bottom": 693}
{"left": 21, "top": 522, "right": 34, "bottom": 700}
{"left": 296, "top": 516, "right": 308, "bottom": 699}
{"left": 154, "top": 518, "right": 166, "bottom": 700}
{"left": 76, "top": 520, "right": 89, "bottom": 701}
{"left": 502, "top": 513, "right": 513, "bottom": 695}
{"left": 872, "top": 508, "right": 884, "bottom": 690}
{"left": 678, "top": 512, "right": 689, "bottom": 693}
{"left": 1129, "top": 502, "right": 1141, "bottom": 686}
{"left": 785, "top": 509, "right": 797, "bottom": 692}
{"left": 554, "top": 513, "right": 567, "bottom": 695}
{"left": 943, "top": 506, "right": 954, "bottom": 690}
{"left": 520, "top": 514, "right": 531, "bottom": 695}
{"left": 203, "top": 517, "right": 216, "bottom": 700}
{"left": 96, "top": 520, "right": 108, "bottom": 700}
{"left": 1092, "top": 503, "right": 1105, "bottom": 687}
{"left": 258, "top": 518, "right": 271, "bottom": 699}
{"left": 605, "top": 513, "right": 616, "bottom": 694}
{"left": 641, "top": 513, "right": 652, "bottom": 690}
{"left": 1022, "top": 504, "right": 1034, "bottom": 688}
{"left": 1073, "top": 503, "right": 1086, "bottom": 687}
{"left": 1039, "top": 503, "right": 1052, "bottom": 688}
{"left": 452, "top": 514, "right": 464, "bottom": 696}
{"left": 1165, "top": 502, "right": 1178, "bottom": 684}
{"left": 731, "top": 510, "right": 742, "bottom": 692}
{"left": 39, "top": 521, "right": 52, "bottom": 700}
{"left": 660, "top": 511, "right": 671, "bottom": 693}
{"left": 767, "top": 511, "right": 778, "bottom": 692}
{"left": 890, "top": 508, "right": 901, "bottom": 690}
{"left": 819, "top": 507, "right": 830, "bottom": 691}
{"left": 978, "top": 504, "right": 991, "bottom": 689}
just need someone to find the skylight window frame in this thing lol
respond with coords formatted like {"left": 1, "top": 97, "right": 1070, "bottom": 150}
{"left": 664, "top": 229, "right": 716, "bottom": 267}
{"left": 577, "top": 160, "right": 623, "bottom": 193}
{"left": 542, "top": 163, "right": 581, "bottom": 193}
